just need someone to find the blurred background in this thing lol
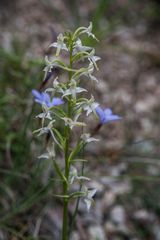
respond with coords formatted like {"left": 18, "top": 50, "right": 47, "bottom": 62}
{"left": 0, "top": 0, "right": 160, "bottom": 239}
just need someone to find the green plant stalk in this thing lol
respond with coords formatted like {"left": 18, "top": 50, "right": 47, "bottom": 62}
{"left": 62, "top": 124, "right": 70, "bottom": 240}
{"left": 62, "top": 40, "right": 73, "bottom": 240}
{"left": 69, "top": 160, "right": 85, "bottom": 235}
{"left": 69, "top": 123, "right": 85, "bottom": 236}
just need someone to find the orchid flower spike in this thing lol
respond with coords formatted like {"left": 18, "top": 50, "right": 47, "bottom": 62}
{"left": 32, "top": 89, "right": 64, "bottom": 108}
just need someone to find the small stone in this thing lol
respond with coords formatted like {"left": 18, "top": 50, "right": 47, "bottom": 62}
{"left": 100, "top": 178, "right": 131, "bottom": 195}
{"left": 88, "top": 225, "right": 106, "bottom": 240}
{"left": 100, "top": 176, "right": 115, "bottom": 186}
{"left": 133, "top": 209, "right": 155, "bottom": 222}
{"left": 110, "top": 205, "right": 126, "bottom": 224}
{"left": 117, "top": 224, "right": 130, "bottom": 235}
{"left": 147, "top": 165, "right": 160, "bottom": 176}
{"left": 109, "top": 162, "right": 128, "bottom": 177}
{"left": 153, "top": 223, "right": 160, "bottom": 240}
{"left": 70, "top": 231, "right": 80, "bottom": 240}
{"left": 103, "top": 191, "right": 116, "bottom": 208}
{"left": 105, "top": 221, "right": 130, "bottom": 237}
{"left": 105, "top": 221, "right": 116, "bottom": 233}
{"left": 111, "top": 180, "right": 132, "bottom": 195}
{"left": 0, "top": 230, "right": 6, "bottom": 240}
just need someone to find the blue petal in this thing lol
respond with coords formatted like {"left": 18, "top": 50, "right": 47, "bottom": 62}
{"left": 96, "top": 106, "right": 122, "bottom": 124}
{"left": 104, "top": 108, "right": 122, "bottom": 123}
{"left": 103, "top": 115, "right": 122, "bottom": 124}
{"left": 32, "top": 89, "right": 52, "bottom": 107}
{"left": 35, "top": 99, "right": 44, "bottom": 104}
{"left": 32, "top": 89, "right": 64, "bottom": 108}
{"left": 95, "top": 106, "right": 106, "bottom": 124}
{"left": 32, "top": 89, "right": 43, "bottom": 101}
{"left": 51, "top": 98, "right": 64, "bottom": 106}
{"left": 104, "top": 108, "right": 113, "bottom": 116}
{"left": 42, "top": 93, "right": 51, "bottom": 107}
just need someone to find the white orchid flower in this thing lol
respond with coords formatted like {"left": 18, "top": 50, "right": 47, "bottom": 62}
{"left": 50, "top": 33, "right": 68, "bottom": 56}
{"left": 62, "top": 79, "right": 87, "bottom": 99}
{"left": 81, "top": 22, "right": 98, "bottom": 41}
{"left": 82, "top": 96, "right": 99, "bottom": 116}
{"left": 62, "top": 114, "right": 86, "bottom": 130}
{"left": 38, "top": 144, "right": 56, "bottom": 160}
{"left": 83, "top": 186, "right": 97, "bottom": 211}
{"left": 81, "top": 133, "right": 99, "bottom": 143}
{"left": 69, "top": 166, "right": 90, "bottom": 184}
{"left": 73, "top": 38, "right": 92, "bottom": 54}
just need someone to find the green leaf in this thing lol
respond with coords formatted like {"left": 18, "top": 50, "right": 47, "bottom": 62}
{"left": 52, "top": 159, "right": 68, "bottom": 184}
{"left": 69, "top": 191, "right": 85, "bottom": 199}
{"left": 53, "top": 106, "right": 66, "bottom": 118}
{"left": 68, "top": 141, "right": 84, "bottom": 164}
{"left": 52, "top": 194, "right": 69, "bottom": 198}
{"left": 52, "top": 128, "right": 64, "bottom": 148}
{"left": 72, "top": 159, "right": 88, "bottom": 163}
{"left": 72, "top": 51, "right": 90, "bottom": 63}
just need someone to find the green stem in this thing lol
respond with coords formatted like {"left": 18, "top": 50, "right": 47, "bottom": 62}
{"left": 62, "top": 124, "right": 70, "bottom": 240}
{"left": 69, "top": 160, "right": 85, "bottom": 235}
{"left": 62, "top": 39, "right": 73, "bottom": 240}
{"left": 62, "top": 195, "right": 69, "bottom": 240}
{"left": 69, "top": 124, "right": 85, "bottom": 236}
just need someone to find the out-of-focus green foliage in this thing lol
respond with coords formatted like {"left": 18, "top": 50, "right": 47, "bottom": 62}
{"left": 0, "top": 40, "right": 54, "bottom": 237}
